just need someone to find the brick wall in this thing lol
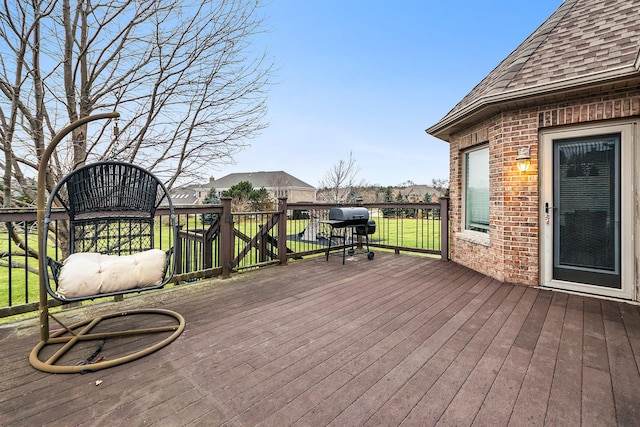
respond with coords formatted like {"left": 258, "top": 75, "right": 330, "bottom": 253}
{"left": 448, "top": 88, "right": 640, "bottom": 286}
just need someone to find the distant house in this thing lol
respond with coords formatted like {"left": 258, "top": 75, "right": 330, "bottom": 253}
{"left": 314, "top": 191, "right": 330, "bottom": 203}
{"left": 400, "top": 185, "right": 442, "bottom": 203}
{"left": 427, "top": 0, "right": 640, "bottom": 301}
{"left": 168, "top": 180, "right": 213, "bottom": 206}
{"left": 171, "top": 171, "right": 316, "bottom": 205}
{"left": 168, "top": 185, "right": 203, "bottom": 205}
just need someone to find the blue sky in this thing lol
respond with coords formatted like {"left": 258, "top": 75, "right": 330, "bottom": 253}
{"left": 213, "top": 0, "right": 564, "bottom": 188}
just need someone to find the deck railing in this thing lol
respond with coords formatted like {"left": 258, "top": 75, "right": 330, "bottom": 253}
{"left": 0, "top": 197, "right": 448, "bottom": 317}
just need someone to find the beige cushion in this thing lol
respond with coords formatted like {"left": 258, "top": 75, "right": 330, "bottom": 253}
{"left": 57, "top": 249, "right": 167, "bottom": 299}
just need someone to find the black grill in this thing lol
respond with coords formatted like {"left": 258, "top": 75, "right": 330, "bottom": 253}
{"left": 323, "top": 207, "right": 375, "bottom": 263}
{"left": 328, "top": 207, "right": 375, "bottom": 235}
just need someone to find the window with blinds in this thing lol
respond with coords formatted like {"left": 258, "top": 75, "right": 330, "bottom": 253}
{"left": 463, "top": 145, "right": 489, "bottom": 233}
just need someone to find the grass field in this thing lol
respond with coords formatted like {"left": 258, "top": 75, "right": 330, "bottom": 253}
{"left": 1, "top": 214, "right": 442, "bottom": 310}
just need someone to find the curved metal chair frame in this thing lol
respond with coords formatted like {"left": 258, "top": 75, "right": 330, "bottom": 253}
{"left": 29, "top": 113, "right": 185, "bottom": 374}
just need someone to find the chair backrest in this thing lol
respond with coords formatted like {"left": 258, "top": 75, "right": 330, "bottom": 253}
{"left": 43, "top": 161, "right": 176, "bottom": 301}
{"left": 54, "top": 162, "right": 166, "bottom": 255}
{"left": 66, "top": 162, "right": 160, "bottom": 220}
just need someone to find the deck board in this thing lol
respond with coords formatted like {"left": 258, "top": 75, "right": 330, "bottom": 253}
{"left": 602, "top": 301, "right": 640, "bottom": 425}
{"left": 1, "top": 252, "right": 639, "bottom": 426}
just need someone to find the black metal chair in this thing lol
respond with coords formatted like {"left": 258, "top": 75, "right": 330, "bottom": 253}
{"left": 29, "top": 114, "right": 185, "bottom": 374}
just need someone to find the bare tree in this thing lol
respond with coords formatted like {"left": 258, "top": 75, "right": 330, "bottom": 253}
{"left": 319, "top": 151, "right": 365, "bottom": 204}
{"left": 268, "top": 173, "right": 291, "bottom": 200}
{"left": 431, "top": 178, "right": 450, "bottom": 196}
{"left": 0, "top": 0, "right": 273, "bottom": 207}
{"left": 0, "top": 0, "right": 272, "bottom": 274}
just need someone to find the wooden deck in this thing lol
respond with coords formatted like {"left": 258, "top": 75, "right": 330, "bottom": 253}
{"left": 1, "top": 252, "right": 639, "bottom": 426}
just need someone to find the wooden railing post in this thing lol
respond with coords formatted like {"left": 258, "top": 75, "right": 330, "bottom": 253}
{"left": 202, "top": 216, "right": 218, "bottom": 270}
{"left": 203, "top": 227, "right": 212, "bottom": 269}
{"left": 278, "top": 197, "right": 288, "bottom": 265}
{"left": 175, "top": 224, "right": 184, "bottom": 274}
{"left": 220, "top": 197, "right": 234, "bottom": 278}
{"left": 440, "top": 197, "right": 450, "bottom": 261}
{"left": 259, "top": 222, "right": 267, "bottom": 263}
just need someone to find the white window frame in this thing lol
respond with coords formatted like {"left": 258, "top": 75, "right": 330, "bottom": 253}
{"left": 462, "top": 144, "right": 490, "bottom": 237}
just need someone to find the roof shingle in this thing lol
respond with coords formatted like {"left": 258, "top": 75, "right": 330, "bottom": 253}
{"left": 427, "top": 0, "right": 640, "bottom": 140}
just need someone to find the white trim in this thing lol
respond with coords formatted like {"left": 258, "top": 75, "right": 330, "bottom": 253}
{"left": 540, "top": 120, "right": 636, "bottom": 300}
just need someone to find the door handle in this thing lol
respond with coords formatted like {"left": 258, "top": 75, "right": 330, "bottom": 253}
{"left": 544, "top": 203, "right": 555, "bottom": 224}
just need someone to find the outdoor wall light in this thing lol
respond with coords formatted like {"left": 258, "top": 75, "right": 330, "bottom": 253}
{"left": 516, "top": 146, "right": 531, "bottom": 172}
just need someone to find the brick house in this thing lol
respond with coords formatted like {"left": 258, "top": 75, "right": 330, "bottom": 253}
{"left": 401, "top": 185, "right": 443, "bottom": 203}
{"left": 170, "top": 171, "right": 316, "bottom": 205}
{"left": 427, "top": 0, "right": 640, "bottom": 301}
{"left": 171, "top": 171, "right": 317, "bottom": 205}
{"left": 208, "top": 171, "right": 316, "bottom": 203}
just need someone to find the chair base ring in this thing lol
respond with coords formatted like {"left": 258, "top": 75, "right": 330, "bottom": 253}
{"left": 29, "top": 308, "right": 185, "bottom": 374}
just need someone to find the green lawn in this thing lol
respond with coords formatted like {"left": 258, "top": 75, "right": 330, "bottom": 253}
{"left": 0, "top": 230, "right": 39, "bottom": 307}
{"left": 285, "top": 216, "right": 441, "bottom": 246}
{"left": 1, "top": 214, "right": 442, "bottom": 309}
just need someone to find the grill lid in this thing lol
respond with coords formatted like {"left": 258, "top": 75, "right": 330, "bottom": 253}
{"left": 328, "top": 207, "right": 369, "bottom": 223}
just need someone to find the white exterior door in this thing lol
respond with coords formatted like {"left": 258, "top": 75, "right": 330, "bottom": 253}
{"left": 540, "top": 122, "right": 635, "bottom": 300}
